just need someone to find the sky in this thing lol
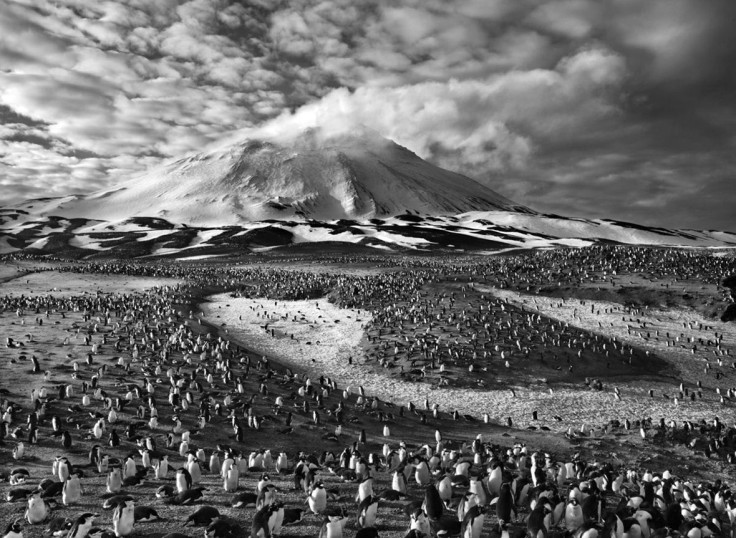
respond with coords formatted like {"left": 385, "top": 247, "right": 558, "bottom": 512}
{"left": 1, "top": 0, "right": 735, "bottom": 231}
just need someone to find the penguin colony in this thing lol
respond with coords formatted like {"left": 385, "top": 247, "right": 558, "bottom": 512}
{"left": 0, "top": 247, "right": 734, "bottom": 537}
{"left": 5, "top": 428, "right": 736, "bottom": 538}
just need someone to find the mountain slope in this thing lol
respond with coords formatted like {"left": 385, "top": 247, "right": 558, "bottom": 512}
{"left": 20, "top": 127, "right": 522, "bottom": 226}
{"left": 1, "top": 210, "right": 734, "bottom": 259}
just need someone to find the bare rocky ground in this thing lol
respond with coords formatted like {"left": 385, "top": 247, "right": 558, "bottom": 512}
{"left": 1, "top": 251, "right": 736, "bottom": 538}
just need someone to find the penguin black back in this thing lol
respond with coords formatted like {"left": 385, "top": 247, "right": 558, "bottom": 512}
{"left": 424, "top": 484, "right": 444, "bottom": 520}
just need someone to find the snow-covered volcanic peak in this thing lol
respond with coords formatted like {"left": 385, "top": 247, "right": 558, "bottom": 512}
{"left": 3, "top": 125, "right": 734, "bottom": 258}
{"left": 22, "top": 126, "right": 521, "bottom": 227}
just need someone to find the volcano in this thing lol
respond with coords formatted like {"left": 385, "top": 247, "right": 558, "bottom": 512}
{"left": 2, "top": 127, "right": 734, "bottom": 258}
{"left": 30, "top": 127, "right": 524, "bottom": 226}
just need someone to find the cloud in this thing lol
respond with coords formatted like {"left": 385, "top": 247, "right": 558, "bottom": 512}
{"left": 248, "top": 46, "right": 626, "bottom": 176}
{"left": 0, "top": 0, "right": 733, "bottom": 230}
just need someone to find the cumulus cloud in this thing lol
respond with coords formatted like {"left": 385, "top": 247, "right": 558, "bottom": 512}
{"left": 247, "top": 46, "right": 626, "bottom": 178}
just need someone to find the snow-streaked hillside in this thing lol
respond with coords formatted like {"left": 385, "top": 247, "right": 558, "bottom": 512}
{"left": 12, "top": 127, "right": 521, "bottom": 226}
{"left": 1, "top": 210, "right": 734, "bottom": 258}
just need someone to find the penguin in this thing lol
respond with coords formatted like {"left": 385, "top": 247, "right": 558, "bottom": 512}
{"left": 282, "top": 507, "right": 303, "bottom": 526}
{"left": 565, "top": 498, "right": 584, "bottom": 532}
{"left": 632, "top": 510, "right": 652, "bottom": 538}
{"left": 155, "top": 485, "right": 175, "bottom": 500}
{"left": 294, "top": 459, "right": 315, "bottom": 492}
{"left": 7, "top": 488, "right": 33, "bottom": 503}
{"left": 309, "top": 482, "right": 328, "bottom": 514}
{"left": 251, "top": 502, "right": 285, "bottom": 538}
{"left": 187, "top": 456, "right": 202, "bottom": 485}
{"left": 168, "top": 486, "right": 207, "bottom": 505}
{"left": 603, "top": 512, "right": 624, "bottom": 538}
{"left": 378, "top": 489, "right": 405, "bottom": 501}
{"left": 409, "top": 507, "right": 431, "bottom": 538}
{"left": 102, "top": 495, "right": 134, "bottom": 510}
{"left": 356, "top": 476, "right": 375, "bottom": 503}
{"left": 209, "top": 452, "right": 221, "bottom": 476}
{"left": 140, "top": 449, "right": 151, "bottom": 470}
{"left": 319, "top": 514, "right": 348, "bottom": 538}
{"left": 184, "top": 506, "right": 220, "bottom": 527}
{"left": 154, "top": 456, "right": 169, "bottom": 479}
{"left": 495, "top": 482, "right": 515, "bottom": 526}
{"left": 456, "top": 491, "right": 478, "bottom": 523}
{"left": 358, "top": 495, "right": 380, "bottom": 528}
{"left": 527, "top": 499, "right": 553, "bottom": 538}
{"left": 133, "top": 506, "right": 161, "bottom": 522}
{"left": 61, "top": 431, "right": 72, "bottom": 449}
{"left": 424, "top": 484, "right": 445, "bottom": 520}
{"left": 62, "top": 475, "right": 82, "bottom": 505}
{"left": 455, "top": 460, "right": 472, "bottom": 478}
{"left": 257, "top": 473, "right": 272, "bottom": 493}
{"left": 355, "top": 529, "right": 379, "bottom": 538}
{"left": 664, "top": 500, "right": 683, "bottom": 531}
{"left": 231, "top": 491, "right": 258, "bottom": 508}
{"left": 487, "top": 462, "right": 503, "bottom": 495}
{"left": 415, "top": 460, "right": 430, "bottom": 487}
{"left": 622, "top": 517, "right": 642, "bottom": 538}
{"left": 123, "top": 457, "right": 136, "bottom": 480}
{"left": 42, "top": 480, "right": 65, "bottom": 498}
{"left": 223, "top": 464, "right": 239, "bottom": 493}
{"left": 438, "top": 474, "right": 453, "bottom": 505}
{"left": 275, "top": 452, "right": 288, "bottom": 474}
{"left": 176, "top": 467, "right": 192, "bottom": 493}
{"left": 106, "top": 468, "right": 122, "bottom": 494}
{"left": 112, "top": 499, "right": 135, "bottom": 537}
{"left": 9, "top": 468, "right": 30, "bottom": 485}
{"left": 469, "top": 477, "right": 490, "bottom": 507}
{"left": 66, "top": 513, "right": 97, "bottom": 538}
{"left": 92, "top": 421, "right": 104, "bottom": 439}
{"left": 582, "top": 491, "right": 604, "bottom": 523}
{"left": 256, "top": 484, "right": 278, "bottom": 510}
{"left": 2, "top": 520, "right": 23, "bottom": 538}
{"left": 44, "top": 516, "right": 72, "bottom": 537}
{"left": 461, "top": 505, "right": 485, "bottom": 538}
{"left": 96, "top": 453, "right": 110, "bottom": 475}
{"left": 25, "top": 491, "right": 51, "bottom": 524}
{"left": 57, "top": 457, "right": 72, "bottom": 482}
{"left": 205, "top": 516, "right": 243, "bottom": 538}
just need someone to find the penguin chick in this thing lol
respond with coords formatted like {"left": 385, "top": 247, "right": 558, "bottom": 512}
{"left": 282, "top": 508, "right": 303, "bottom": 526}
{"left": 45, "top": 517, "right": 72, "bottom": 537}
{"left": 66, "top": 513, "right": 98, "bottom": 538}
{"left": 184, "top": 506, "right": 220, "bottom": 527}
{"left": 133, "top": 506, "right": 161, "bottom": 522}
{"left": 102, "top": 496, "right": 134, "bottom": 510}
{"left": 3, "top": 520, "right": 23, "bottom": 538}
{"left": 205, "top": 516, "right": 243, "bottom": 538}
{"left": 231, "top": 492, "right": 258, "bottom": 508}
{"left": 25, "top": 491, "right": 51, "bottom": 524}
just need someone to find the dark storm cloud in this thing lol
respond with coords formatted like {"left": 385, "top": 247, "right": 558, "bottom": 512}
{"left": 0, "top": 0, "right": 734, "bottom": 230}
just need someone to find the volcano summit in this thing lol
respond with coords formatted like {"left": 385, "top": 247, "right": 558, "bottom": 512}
{"left": 33, "top": 127, "right": 523, "bottom": 226}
